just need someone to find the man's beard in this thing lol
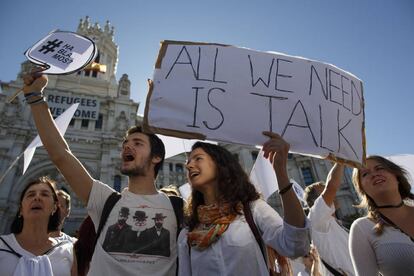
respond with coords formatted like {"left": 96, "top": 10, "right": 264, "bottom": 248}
{"left": 121, "top": 157, "right": 151, "bottom": 177}
{"left": 121, "top": 165, "right": 147, "bottom": 176}
{"left": 155, "top": 222, "right": 163, "bottom": 229}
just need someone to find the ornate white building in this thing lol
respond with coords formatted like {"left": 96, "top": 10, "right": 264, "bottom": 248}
{"left": 0, "top": 17, "right": 361, "bottom": 235}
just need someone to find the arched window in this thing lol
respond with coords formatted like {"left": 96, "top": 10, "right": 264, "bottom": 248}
{"left": 301, "top": 167, "right": 315, "bottom": 186}
{"left": 176, "top": 164, "right": 184, "bottom": 173}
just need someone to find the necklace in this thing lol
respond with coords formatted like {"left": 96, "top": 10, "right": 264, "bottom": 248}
{"left": 376, "top": 201, "right": 404, "bottom": 209}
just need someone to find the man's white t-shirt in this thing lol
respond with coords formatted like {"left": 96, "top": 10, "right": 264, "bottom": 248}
{"left": 87, "top": 180, "right": 177, "bottom": 276}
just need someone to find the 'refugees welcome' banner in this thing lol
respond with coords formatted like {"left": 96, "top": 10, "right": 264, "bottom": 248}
{"left": 144, "top": 40, "right": 366, "bottom": 167}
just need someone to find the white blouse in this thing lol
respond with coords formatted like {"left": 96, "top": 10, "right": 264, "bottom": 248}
{"left": 0, "top": 234, "right": 73, "bottom": 276}
{"left": 178, "top": 199, "right": 310, "bottom": 276}
{"left": 349, "top": 216, "right": 414, "bottom": 276}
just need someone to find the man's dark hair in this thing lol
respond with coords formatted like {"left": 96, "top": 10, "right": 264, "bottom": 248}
{"left": 303, "top": 181, "right": 325, "bottom": 208}
{"left": 125, "top": 126, "right": 165, "bottom": 177}
{"left": 57, "top": 189, "right": 71, "bottom": 211}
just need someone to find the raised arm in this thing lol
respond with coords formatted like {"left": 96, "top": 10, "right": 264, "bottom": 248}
{"left": 262, "top": 131, "right": 305, "bottom": 228}
{"left": 321, "top": 163, "right": 344, "bottom": 207}
{"left": 23, "top": 73, "right": 93, "bottom": 204}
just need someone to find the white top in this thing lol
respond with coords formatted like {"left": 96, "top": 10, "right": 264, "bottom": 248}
{"left": 178, "top": 199, "right": 310, "bottom": 276}
{"left": 0, "top": 234, "right": 73, "bottom": 276}
{"left": 349, "top": 216, "right": 414, "bottom": 276}
{"left": 55, "top": 232, "right": 77, "bottom": 244}
{"left": 87, "top": 180, "right": 177, "bottom": 276}
{"left": 290, "top": 257, "right": 308, "bottom": 275}
{"left": 308, "top": 196, "right": 355, "bottom": 276}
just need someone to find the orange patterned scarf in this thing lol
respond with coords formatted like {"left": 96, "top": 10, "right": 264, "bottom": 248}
{"left": 187, "top": 202, "right": 242, "bottom": 250}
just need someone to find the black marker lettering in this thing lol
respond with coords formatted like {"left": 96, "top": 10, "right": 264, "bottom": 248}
{"left": 250, "top": 93, "right": 288, "bottom": 132}
{"left": 212, "top": 48, "right": 226, "bottom": 83}
{"left": 165, "top": 46, "right": 197, "bottom": 79}
{"left": 281, "top": 100, "right": 318, "bottom": 147}
{"left": 337, "top": 109, "right": 358, "bottom": 159}
{"left": 308, "top": 65, "right": 328, "bottom": 100}
{"left": 275, "top": 58, "right": 294, "bottom": 93}
{"left": 329, "top": 69, "right": 342, "bottom": 106}
{"left": 203, "top": 88, "right": 225, "bottom": 130}
{"left": 319, "top": 104, "right": 335, "bottom": 152}
{"left": 186, "top": 87, "right": 203, "bottom": 128}
{"left": 351, "top": 80, "right": 362, "bottom": 116}
{"left": 248, "top": 55, "right": 274, "bottom": 88}
{"left": 341, "top": 75, "right": 351, "bottom": 111}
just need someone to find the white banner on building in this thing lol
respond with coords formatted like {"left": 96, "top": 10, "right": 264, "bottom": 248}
{"left": 46, "top": 91, "right": 100, "bottom": 120}
{"left": 144, "top": 41, "right": 366, "bottom": 167}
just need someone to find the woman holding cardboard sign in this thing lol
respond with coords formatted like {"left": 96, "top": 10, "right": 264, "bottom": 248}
{"left": 349, "top": 156, "right": 414, "bottom": 275}
{"left": 178, "top": 132, "right": 310, "bottom": 275}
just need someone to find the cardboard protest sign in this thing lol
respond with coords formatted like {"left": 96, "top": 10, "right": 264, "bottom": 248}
{"left": 144, "top": 41, "right": 366, "bottom": 167}
{"left": 7, "top": 30, "right": 98, "bottom": 103}
{"left": 25, "top": 30, "right": 97, "bottom": 75}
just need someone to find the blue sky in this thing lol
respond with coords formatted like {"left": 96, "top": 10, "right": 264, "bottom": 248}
{"left": 1, "top": 0, "right": 413, "bottom": 156}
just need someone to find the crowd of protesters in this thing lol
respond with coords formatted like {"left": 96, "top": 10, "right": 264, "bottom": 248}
{"left": 0, "top": 72, "right": 413, "bottom": 276}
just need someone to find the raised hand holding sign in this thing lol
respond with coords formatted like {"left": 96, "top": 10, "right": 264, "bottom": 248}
{"left": 25, "top": 30, "right": 97, "bottom": 74}
{"left": 7, "top": 30, "right": 97, "bottom": 102}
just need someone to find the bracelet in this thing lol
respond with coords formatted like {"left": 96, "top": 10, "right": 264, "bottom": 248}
{"left": 278, "top": 183, "right": 293, "bottom": 195}
{"left": 28, "top": 97, "right": 46, "bottom": 105}
{"left": 25, "top": 94, "right": 43, "bottom": 103}
{"left": 24, "top": 92, "right": 42, "bottom": 99}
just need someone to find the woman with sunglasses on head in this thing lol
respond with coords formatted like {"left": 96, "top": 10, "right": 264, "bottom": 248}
{"left": 178, "top": 132, "right": 310, "bottom": 276}
{"left": 349, "top": 156, "right": 414, "bottom": 275}
{"left": 0, "top": 176, "right": 76, "bottom": 276}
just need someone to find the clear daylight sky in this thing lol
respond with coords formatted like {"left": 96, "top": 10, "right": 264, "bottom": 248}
{"left": 1, "top": 0, "right": 413, "bottom": 157}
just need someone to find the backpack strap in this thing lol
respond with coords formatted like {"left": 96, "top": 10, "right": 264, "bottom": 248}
{"left": 92, "top": 192, "right": 122, "bottom": 251}
{"left": 166, "top": 194, "right": 184, "bottom": 276}
{"left": 0, "top": 236, "right": 22, "bottom": 258}
{"left": 167, "top": 195, "right": 184, "bottom": 239}
{"left": 320, "top": 257, "right": 345, "bottom": 276}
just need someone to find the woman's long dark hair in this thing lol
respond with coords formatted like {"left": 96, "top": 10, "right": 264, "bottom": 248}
{"left": 352, "top": 155, "right": 414, "bottom": 234}
{"left": 187, "top": 142, "right": 260, "bottom": 230}
{"left": 10, "top": 176, "right": 61, "bottom": 234}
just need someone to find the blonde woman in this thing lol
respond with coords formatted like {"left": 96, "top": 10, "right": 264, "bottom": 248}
{"left": 349, "top": 155, "right": 414, "bottom": 275}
